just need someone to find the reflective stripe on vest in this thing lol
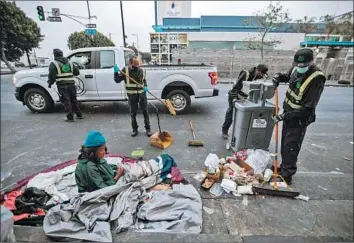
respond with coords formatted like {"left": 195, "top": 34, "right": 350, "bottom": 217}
{"left": 285, "top": 70, "right": 324, "bottom": 109}
{"left": 124, "top": 66, "right": 144, "bottom": 90}
{"left": 52, "top": 60, "right": 75, "bottom": 84}
{"left": 244, "top": 70, "right": 250, "bottom": 81}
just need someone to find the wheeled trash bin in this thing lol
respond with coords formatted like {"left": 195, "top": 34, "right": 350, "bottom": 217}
{"left": 227, "top": 80, "right": 277, "bottom": 152}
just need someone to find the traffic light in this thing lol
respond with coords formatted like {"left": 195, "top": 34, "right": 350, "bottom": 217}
{"left": 37, "top": 6, "right": 45, "bottom": 21}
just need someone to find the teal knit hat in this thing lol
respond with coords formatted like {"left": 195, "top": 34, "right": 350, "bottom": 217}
{"left": 83, "top": 131, "right": 106, "bottom": 148}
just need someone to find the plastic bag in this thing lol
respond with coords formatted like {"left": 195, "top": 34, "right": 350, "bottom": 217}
{"left": 204, "top": 153, "right": 219, "bottom": 174}
{"left": 245, "top": 149, "right": 272, "bottom": 174}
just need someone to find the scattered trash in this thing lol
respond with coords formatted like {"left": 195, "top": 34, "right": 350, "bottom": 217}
{"left": 336, "top": 168, "right": 340, "bottom": 171}
{"left": 295, "top": 194, "right": 310, "bottom": 201}
{"left": 237, "top": 185, "right": 253, "bottom": 195}
{"left": 219, "top": 158, "right": 226, "bottom": 165}
{"left": 350, "top": 141, "right": 353, "bottom": 145}
{"left": 245, "top": 149, "right": 272, "bottom": 174}
{"left": 193, "top": 171, "right": 206, "bottom": 182}
{"left": 201, "top": 178, "right": 215, "bottom": 189}
{"left": 318, "top": 185, "right": 328, "bottom": 191}
{"left": 269, "top": 181, "right": 288, "bottom": 189}
{"left": 242, "top": 195, "right": 248, "bottom": 206}
{"left": 131, "top": 148, "right": 145, "bottom": 157}
{"left": 221, "top": 179, "right": 237, "bottom": 193}
{"left": 203, "top": 206, "right": 215, "bottom": 215}
{"left": 263, "top": 169, "right": 273, "bottom": 182}
{"left": 204, "top": 153, "right": 219, "bottom": 174}
{"left": 232, "top": 191, "right": 242, "bottom": 197}
{"left": 209, "top": 183, "right": 223, "bottom": 197}
{"left": 344, "top": 157, "right": 351, "bottom": 161}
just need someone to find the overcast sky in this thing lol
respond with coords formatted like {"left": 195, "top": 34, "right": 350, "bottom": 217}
{"left": 16, "top": 1, "right": 353, "bottom": 57}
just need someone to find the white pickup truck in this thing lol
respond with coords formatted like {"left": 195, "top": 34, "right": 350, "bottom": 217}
{"left": 13, "top": 47, "right": 219, "bottom": 114}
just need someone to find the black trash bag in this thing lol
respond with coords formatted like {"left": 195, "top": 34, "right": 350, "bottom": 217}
{"left": 14, "top": 187, "right": 51, "bottom": 215}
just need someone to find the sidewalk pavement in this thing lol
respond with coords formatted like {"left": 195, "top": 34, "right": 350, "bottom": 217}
{"left": 218, "top": 78, "right": 353, "bottom": 87}
{"left": 13, "top": 172, "right": 353, "bottom": 242}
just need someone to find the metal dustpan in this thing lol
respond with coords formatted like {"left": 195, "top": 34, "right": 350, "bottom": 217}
{"left": 149, "top": 102, "right": 173, "bottom": 149}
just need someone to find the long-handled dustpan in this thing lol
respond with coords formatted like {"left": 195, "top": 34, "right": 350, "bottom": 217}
{"left": 148, "top": 102, "right": 173, "bottom": 149}
{"left": 252, "top": 87, "right": 299, "bottom": 197}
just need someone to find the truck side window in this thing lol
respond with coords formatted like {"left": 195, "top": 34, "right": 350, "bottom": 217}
{"left": 68, "top": 52, "right": 92, "bottom": 69}
{"left": 100, "top": 51, "right": 115, "bottom": 69}
{"left": 124, "top": 50, "right": 135, "bottom": 65}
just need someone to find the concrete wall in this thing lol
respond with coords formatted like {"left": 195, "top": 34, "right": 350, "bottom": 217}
{"left": 187, "top": 32, "right": 305, "bottom": 51}
{"left": 172, "top": 48, "right": 296, "bottom": 78}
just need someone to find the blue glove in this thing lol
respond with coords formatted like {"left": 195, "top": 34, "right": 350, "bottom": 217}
{"left": 113, "top": 64, "right": 120, "bottom": 73}
{"left": 143, "top": 86, "right": 148, "bottom": 92}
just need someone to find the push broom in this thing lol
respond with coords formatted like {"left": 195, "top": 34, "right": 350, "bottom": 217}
{"left": 188, "top": 120, "right": 204, "bottom": 146}
{"left": 252, "top": 87, "right": 300, "bottom": 197}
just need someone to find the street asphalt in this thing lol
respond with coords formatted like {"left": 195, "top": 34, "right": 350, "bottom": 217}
{"left": 1, "top": 73, "right": 353, "bottom": 242}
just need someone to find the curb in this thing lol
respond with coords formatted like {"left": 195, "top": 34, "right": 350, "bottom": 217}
{"left": 218, "top": 81, "right": 353, "bottom": 87}
{"left": 13, "top": 226, "right": 352, "bottom": 242}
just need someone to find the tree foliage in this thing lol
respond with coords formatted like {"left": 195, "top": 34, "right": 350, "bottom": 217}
{"left": 320, "top": 12, "right": 353, "bottom": 41}
{"left": 67, "top": 31, "right": 115, "bottom": 50}
{"left": 295, "top": 16, "right": 318, "bottom": 34}
{"left": 244, "top": 1, "right": 291, "bottom": 61}
{"left": 0, "top": 1, "right": 43, "bottom": 72}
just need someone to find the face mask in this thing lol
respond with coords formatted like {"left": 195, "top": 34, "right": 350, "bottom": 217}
{"left": 296, "top": 66, "right": 309, "bottom": 74}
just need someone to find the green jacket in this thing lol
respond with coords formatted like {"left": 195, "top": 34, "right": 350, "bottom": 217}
{"left": 75, "top": 158, "right": 117, "bottom": 193}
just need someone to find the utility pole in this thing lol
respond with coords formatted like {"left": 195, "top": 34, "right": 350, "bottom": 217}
{"left": 109, "top": 33, "right": 112, "bottom": 40}
{"left": 86, "top": 1, "right": 91, "bottom": 20}
{"left": 120, "top": 1, "right": 127, "bottom": 47}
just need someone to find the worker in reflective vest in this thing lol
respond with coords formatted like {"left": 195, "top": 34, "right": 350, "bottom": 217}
{"left": 48, "top": 49, "right": 83, "bottom": 122}
{"left": 272, "top": 48, "right": 326, "bottom": 184}
{"left": 114, "top": 56, "right": 152, "bottom": 137}
{"left": 222, "top": 64, "right": 268, "bottom": 139}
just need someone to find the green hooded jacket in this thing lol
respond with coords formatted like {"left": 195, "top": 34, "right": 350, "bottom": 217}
{"left": 75, "top": 158, "right": 117, "bottom": 193}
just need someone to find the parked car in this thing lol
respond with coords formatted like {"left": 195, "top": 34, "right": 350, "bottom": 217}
{"left": 13, "top": 47, "right": 219, "bottom": 114}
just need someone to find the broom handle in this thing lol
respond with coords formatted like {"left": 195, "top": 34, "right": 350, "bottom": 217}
{"left": 273, "top": 87, "right": 279, "bottom": 186}
{"left": 189, "top": 120, "right": 196, "bottom": 140}
{"left": 148, "top": 102, "right": 162, "bottom": 134}
{"left": 119, "top": 70, "right": 166, "bottom": 106}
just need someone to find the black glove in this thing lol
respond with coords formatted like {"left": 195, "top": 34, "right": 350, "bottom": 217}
{"left": 48, "top": 84, "right": 52, "bottom": 89}
{"left": 272, "top": 73, "right": 281, "bottom": 88}
{"left": 272, "top": 113, "right": 285, "bottom": 123}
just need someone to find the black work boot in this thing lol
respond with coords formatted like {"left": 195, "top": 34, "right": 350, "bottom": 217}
{"left": 76, "top": 114, "right": 84, "bottom": 119}
{"left": 146, "top": 130, "right": 153, "bottom": 137}
{"left": 65, "top": 115, "right": 74, "bottom": 122}
{"left": 131, "top": 130, "right": 138, "bottom": 137}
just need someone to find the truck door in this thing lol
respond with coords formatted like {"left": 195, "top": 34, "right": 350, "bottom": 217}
{"left": 67, "top": 51, "right": 98, "bottom": 99}
{"left": 95, "top": 50, "right": 124, "bottom": 100}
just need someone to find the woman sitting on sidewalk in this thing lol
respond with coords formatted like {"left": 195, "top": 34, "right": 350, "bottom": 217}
{"left": 75, "top": 131, "right": 125, "bottom": 193}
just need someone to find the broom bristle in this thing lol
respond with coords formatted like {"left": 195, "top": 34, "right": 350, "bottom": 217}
{"left": 164, "top": 99, "right": 176, "bottom": 116}
{"left": 188, "top": 140, "right": 204, "bottom": 146}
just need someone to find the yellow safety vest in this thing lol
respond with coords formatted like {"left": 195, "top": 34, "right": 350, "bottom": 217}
{"left": 52, "top": 60, "right": 75, "bottom": 83}
{"left": 284, "top": 70, "right": 324, "bottom": 109}
{"left": 124, "top": 66, "right": 146, "bottom": 94}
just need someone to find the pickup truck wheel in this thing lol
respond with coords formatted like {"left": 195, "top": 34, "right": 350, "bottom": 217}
{"left": 24, "top": 88, "right": 53, "bottom": 113}
{"left": 166, "top": 90, "right": 191, "bottom": 113}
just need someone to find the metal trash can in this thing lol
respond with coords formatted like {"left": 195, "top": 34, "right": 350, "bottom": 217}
{"left": 227, "top": 80, "right": 277, "bottom": 152}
